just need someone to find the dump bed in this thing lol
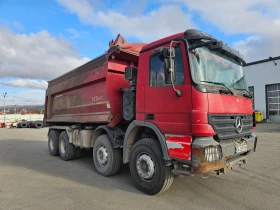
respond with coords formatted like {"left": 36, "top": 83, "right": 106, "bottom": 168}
{"left": 44, "top": 35, "right": 146, "bottom": 127}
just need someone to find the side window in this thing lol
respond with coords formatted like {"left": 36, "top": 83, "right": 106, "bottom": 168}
{"left": 150, "top": 46, "right": 184, "bottom": 87}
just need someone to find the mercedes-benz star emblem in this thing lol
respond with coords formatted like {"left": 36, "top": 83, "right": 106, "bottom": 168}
{"left": 235, "top": 117, "right": 243, "bottom": 133}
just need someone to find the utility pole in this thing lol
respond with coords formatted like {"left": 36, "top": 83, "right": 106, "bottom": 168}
{"left": 3, "top": 92, "right": 7, "bottom": 127}
{"left": 15, "top": 104, "right": 17, "bottom": 121}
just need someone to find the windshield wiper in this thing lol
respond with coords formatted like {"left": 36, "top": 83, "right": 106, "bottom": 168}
{"left": 200, "top": 81, "right": 233, "bottom": 95}
{"left": 234, "top": 88, "right": 252, "bottom": 98}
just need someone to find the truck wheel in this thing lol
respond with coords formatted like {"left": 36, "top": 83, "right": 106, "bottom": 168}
{"left": 93, "top": 134, "right": 121, "bottom": 176}
{"left": 48, "top": 130, "right": 60, "bottom": 156}
{"left": 59, "top": 131, "right": 77, "bottom": 161}
{"left": 75, "top": 148, "right": 85, "bottom": 159}
{"left": 129, "top": 138, "right": 174, "bottom": 195}
{"left": 21, "top": 123, "right": 27, "bottom": 128}
{"left": 35, "top": 122, "right": 43, "bottom": 128}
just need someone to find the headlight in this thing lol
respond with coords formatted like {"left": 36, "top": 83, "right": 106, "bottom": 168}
{"left": 204, "top": 145, "right": 222, "bottom": 162}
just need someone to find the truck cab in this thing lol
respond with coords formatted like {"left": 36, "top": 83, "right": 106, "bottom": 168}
{"left": 123, "top": 29, "right": 257, "bottom": 189}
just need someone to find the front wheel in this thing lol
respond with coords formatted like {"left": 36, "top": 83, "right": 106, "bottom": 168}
{"left": 129, "top": 138, "right": 174, "bottom": 195}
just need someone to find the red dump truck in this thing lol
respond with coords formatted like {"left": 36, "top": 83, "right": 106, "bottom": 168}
{"left": 44, "top": 29, "right": 257, "bottom": 195}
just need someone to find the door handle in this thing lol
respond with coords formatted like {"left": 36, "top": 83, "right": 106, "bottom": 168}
{"left": 146, "top": 114, "right": 154, "bottom": 120}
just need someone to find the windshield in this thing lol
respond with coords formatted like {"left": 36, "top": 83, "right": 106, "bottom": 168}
{"left": 190, "top": 46, "right": 248, "bottom": 90}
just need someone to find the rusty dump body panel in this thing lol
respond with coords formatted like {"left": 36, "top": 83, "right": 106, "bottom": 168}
{"left": 44, "top": 35, "right": 146, "bottom": 126}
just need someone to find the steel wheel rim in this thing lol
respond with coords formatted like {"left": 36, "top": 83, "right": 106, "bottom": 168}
{"left": 97, "top": 146, "right": 108, "bottom": 167}
{"left": 136, "top": 153, "right": 155, "bottom": 181}
{"left": 50, "top": 137, "right": 54, "bottom": 151}
{"left": 60, "top": 139, "right": 66, "bottom": 155}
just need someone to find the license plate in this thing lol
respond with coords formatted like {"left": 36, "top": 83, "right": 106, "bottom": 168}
{"left": 235, "top": 144, "right": 247, "bottom": 154}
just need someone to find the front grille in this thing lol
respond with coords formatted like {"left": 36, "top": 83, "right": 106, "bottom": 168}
{"left": 209, "top": 114, "right": 253, "bottom": 140}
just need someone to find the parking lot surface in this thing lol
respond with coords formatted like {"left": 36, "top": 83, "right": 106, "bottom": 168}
{"left": 0, "top": 123, "right": 279, "bottom": 210}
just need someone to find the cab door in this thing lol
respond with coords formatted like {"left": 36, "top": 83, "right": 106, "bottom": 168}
{"left": 144, "top": 40, "right": 192, "bottom": 135}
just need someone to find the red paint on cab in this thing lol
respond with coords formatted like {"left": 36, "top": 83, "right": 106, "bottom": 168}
{"left": 166, "top": 135, "right": 192, "bottom": 161}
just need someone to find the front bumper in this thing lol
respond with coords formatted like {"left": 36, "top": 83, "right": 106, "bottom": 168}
{"left": 191, "top": 134, "right": 257, "bottom": 174}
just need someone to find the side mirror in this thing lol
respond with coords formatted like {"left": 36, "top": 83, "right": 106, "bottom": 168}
{"left": 124, "top": 66, "right": 138, "bottom": 83}
{"left": 163, "top": 47, "right": 175, "bottom": 84}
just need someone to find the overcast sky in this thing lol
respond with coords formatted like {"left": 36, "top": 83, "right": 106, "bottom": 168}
{"left": 1, "top": 0, "right": 280, "bottom": 105}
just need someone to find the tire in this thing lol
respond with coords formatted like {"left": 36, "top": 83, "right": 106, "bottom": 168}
{"left": 29, "top": 122, "right": 35, "bottom": 128}
{"left": 75, "top": 148, "right": 85, "bottom": 159}
{"left": 93, "top": 134, "right": 121, "bottom": 176}
{"left": 129, "top": 138, "right": 174, "bottom": 195}
{"left": 48, "top": 130, "right": 60, "bottom": 156}
{"left": 21, "top": 123, "right": 27, "bottom": 128}
{"left": 35, "top": 122, "right": 43, "bottom": 128}
{"left": 59, "top": 131, "right": 77, "bottom": 161}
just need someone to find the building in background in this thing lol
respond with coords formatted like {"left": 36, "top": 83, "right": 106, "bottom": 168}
{"left": 244, "top": 56, "right": 280, "bottom": 122}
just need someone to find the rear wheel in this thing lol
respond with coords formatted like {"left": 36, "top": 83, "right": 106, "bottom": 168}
{"left": 75, "top": 148, "right": 85, "bottom": 159}
{"left": 59, "top": 131, "right": 77, "bottom": 161}
{"left": 129, "top": 138, "right": 174, "bottom": 195}
{"left": 48, "top": 130, "right": 60, "bottom": 156}
{"left": 93, "top": 134, "right": 121, "bottom": 176}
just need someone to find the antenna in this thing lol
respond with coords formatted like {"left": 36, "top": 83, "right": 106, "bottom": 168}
{"left": 269, "top": 57, "right": 277, "bottom": 66}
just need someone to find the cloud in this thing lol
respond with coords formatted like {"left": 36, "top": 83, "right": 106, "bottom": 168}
{"left": 66, "top": 28, "right": 81, "bottom": 39}
{"left": 0, "top": 27, "right": 90, "bottom": 80}
{"left": 57, "top": 0, "right": 196, "bottom": 42}
{"left": 11, "top": 21, "right": 24, "bottom": 31}
{"left": 57, "top": 0, "right": 280, "bottom": 61}
{"left": 170, "top": 0, "right": 280, "bottom": 36}
{"left": 166, "top": 0, "right": 280, "bottom": 61}
{"left": 233, "top": 35, "right": 280, "bottom": 62}
{"left": 0, "top": 79, "right": 48, "bottom": 90}
{"left": 57, "top": 0, "right": 95, "bottom": 22}
{"left": 0, "top": 89, "right": 46, "bottom": 106}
